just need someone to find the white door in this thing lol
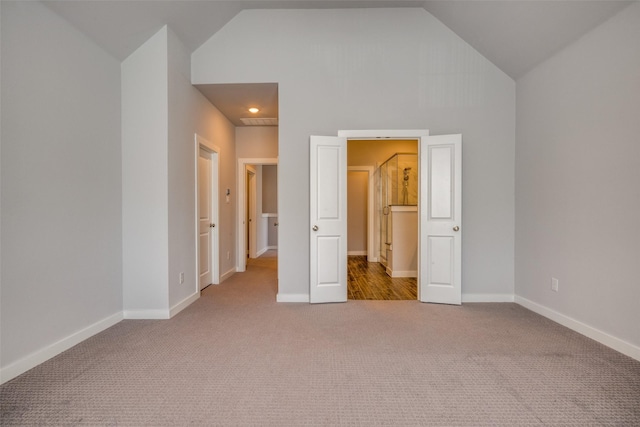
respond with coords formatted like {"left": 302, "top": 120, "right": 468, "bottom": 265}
{"left": 419, "top": 134, "right": 462, "bottom": 305}
{"left": 310, "top": 135, "right": 347, "bottom": 303}
{"left": 198, "top": 148, "right": 213, "bottom": 290}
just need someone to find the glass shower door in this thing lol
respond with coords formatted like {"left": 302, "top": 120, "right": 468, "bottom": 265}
{"left": 378, "top": 162, "right": 388, "bottom": 266}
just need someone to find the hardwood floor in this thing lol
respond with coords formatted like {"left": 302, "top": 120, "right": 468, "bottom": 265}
{"left": 347, "top": 255, "right": 417, "bottom": 300}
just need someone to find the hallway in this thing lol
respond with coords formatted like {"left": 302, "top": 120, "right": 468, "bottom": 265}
{"left": 347, "top": 255, "right": 417, "bottom": 300}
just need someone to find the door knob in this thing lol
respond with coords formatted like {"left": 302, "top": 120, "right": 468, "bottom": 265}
{"left": 453, "top": 226, "right": 459, "bottom": 232}
{"left": 210, "top": 223, "right": 216, "bottom": 228}
{"left": 312, "top": 225, "right": 319, "bottom": 231}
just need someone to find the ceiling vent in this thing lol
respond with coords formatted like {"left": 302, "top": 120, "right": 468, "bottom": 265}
{"left": 239, "top": 117, "right": 278, "bottom": 126}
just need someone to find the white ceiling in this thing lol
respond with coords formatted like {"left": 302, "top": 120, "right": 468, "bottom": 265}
{"left": 42, "top": 0, "right": 634, "bottom": 124}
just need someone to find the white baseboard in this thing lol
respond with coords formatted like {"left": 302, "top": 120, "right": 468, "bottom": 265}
{"left": 220, "top": 267, "right": 236, "bottom": 283}
{"left": 169, "top": 292, "right": 199, "bottom": 318}
{"left": 276, "top": 293, "right": 310, "bottom": 303}
{"left": 347, "top": 250, "right": 367, "bottom": 256}
{"left": 463, "top": 293, "right": 515, "bottom": 303}
{"left": 515, "top": 296, "right": 640, "bottom": 362}
{"left": 389, "top": 270, "right": 417, "bottom": 278}
{"left": 123, "top": 309, "right": 170, "bottom": 319}
{"left": 1, "top": 311, "right": 123, "bottom": 384}
{"left": 257, "top": 247, "right": 269, "bottom": 257}
{"left": 257, "top": 246, "right": 278, "bottom": 257}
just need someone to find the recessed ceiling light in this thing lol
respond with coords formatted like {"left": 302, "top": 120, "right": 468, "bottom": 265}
{"left": 248, "top": 107, "right": 259, "bottom": 114}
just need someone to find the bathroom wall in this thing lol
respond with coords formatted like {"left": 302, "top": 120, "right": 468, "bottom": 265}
{"left": 347, "top": 140, "right": 418, "bottom": 168}
{"left": 347, "top": 171, "right": 368, "bottom": 254}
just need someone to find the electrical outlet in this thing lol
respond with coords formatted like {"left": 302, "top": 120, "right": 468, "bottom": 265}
{"left": 551, "top": 277, "right": 559, "bottom": 292}
{"left": 179, "top": 272, "right": 184, "bottom": 284}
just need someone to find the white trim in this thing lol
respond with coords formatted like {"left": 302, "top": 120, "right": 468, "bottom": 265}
{"left": 339, "top": 129, "right": 429, "bottom": 138}
{"left": 347, "top": 250, "right": 367, "bottom": 256}
{"left": 262, "top": 213, "right": 278, "bottom": 218}
{"left": 0, "top": 312, "right": 123, "bottom": 384}
{"left": 169, "top": 292, "right": 199, "bottom": 318}
{"left": 516, "top": 296, "right": 640, "bottom": 362}
{"left": 388, "top": 269, "right": 417, "bottom": 278}
{"left": 257, "top": 247, "right": 269, "bottom": 257}
{"left": 347, "top": 166, "right": 375, "bottom": 262}
{"left": 237, "top": 157, "right": 278, "bottom": 273}
{"left": 276, "top": 293, "right": 310, "bottom": 303}
{"left": 462, "top": 293, "right": 515, "bottom": 303}
{"left": 123, "top": 310, "right": 170, "bottom": 320}
{"left": 220, "top": 267, "right": 236, "bottom": 283}
{"left": 266, "top": 245, "right": 278, "bottom": 250}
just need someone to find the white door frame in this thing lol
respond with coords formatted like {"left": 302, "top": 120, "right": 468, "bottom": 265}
{"left": 195, "top": 134, "right": 220, "bottom": 288}
{"left": 347, "top": 166, "right": 376, "bottom": 262}
{"left": 237, "top": 157, "right": 278, "bottom": 272}
{"left": 338, "top": 129, "right": 430, "bottom": 300}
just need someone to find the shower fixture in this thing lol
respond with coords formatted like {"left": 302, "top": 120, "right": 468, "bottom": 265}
{"left": 402, "top": 167, "right": 411, "bottom": 205}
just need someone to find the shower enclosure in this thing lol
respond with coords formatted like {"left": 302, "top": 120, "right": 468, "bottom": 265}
{"left": 376, "top": 153, "right": 418, "bottom": 277}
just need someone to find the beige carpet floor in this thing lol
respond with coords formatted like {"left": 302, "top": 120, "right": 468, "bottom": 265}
{"left": 1, "top": 251, "right": 639, "bottom": 425}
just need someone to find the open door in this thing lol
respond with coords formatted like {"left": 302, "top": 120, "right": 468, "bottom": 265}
{"left": 310, "top": 135, "right": 347, "bottom": 303}
{"left": 419, "top": 134, "right": 462, "bottom": 305}
{"left": 198, "top": 148, "right": 213, "bottom": 290}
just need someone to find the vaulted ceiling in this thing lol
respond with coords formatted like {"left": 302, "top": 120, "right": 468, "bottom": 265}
{"left": 41, "top": 0, "right": 633, "bottom": 124}
{"left": 44, "top": 0, "right": 632, "bottom": 80}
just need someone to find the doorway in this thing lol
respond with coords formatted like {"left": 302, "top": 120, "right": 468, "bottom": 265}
{"left": 310, "top": 130, "right": 462, "bottom": 305}
{"left": 237, "top": 158, "right": 279, "bottom": 273}
{"left": 347, "top": 140, "right": 419, "bottom": 300}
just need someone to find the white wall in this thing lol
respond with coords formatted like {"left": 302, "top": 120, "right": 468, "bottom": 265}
{"left": 262, "top": 164, "right": 279, "bottom": 249}
{"left": 236, "top": 126, "right": 278, "bottom": 256}
{"left": 235, "top": 126, "right": 278, "bottom": 159}
{"left": 193, "top": 8, "right": 516, "bottom": 300}
{"left": 121, "top": 27, "right": 170, "bottom": 316}
{"left": 1, "top": 1, "right": 122, "bottom": 375}
{"left": 254, "top": 166, "right": 268, "bottom": 254}
{"left": 123, "top": 26, "right": 237, "bottom": 317}
{"left": 516, "top": 3, "right": 640, "bottom": 352}
{"left": 167, "top": 28, "right": 237, "bottom": 309}
{"left": 262, "top": 165, "right": 278, "bottom": 214}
